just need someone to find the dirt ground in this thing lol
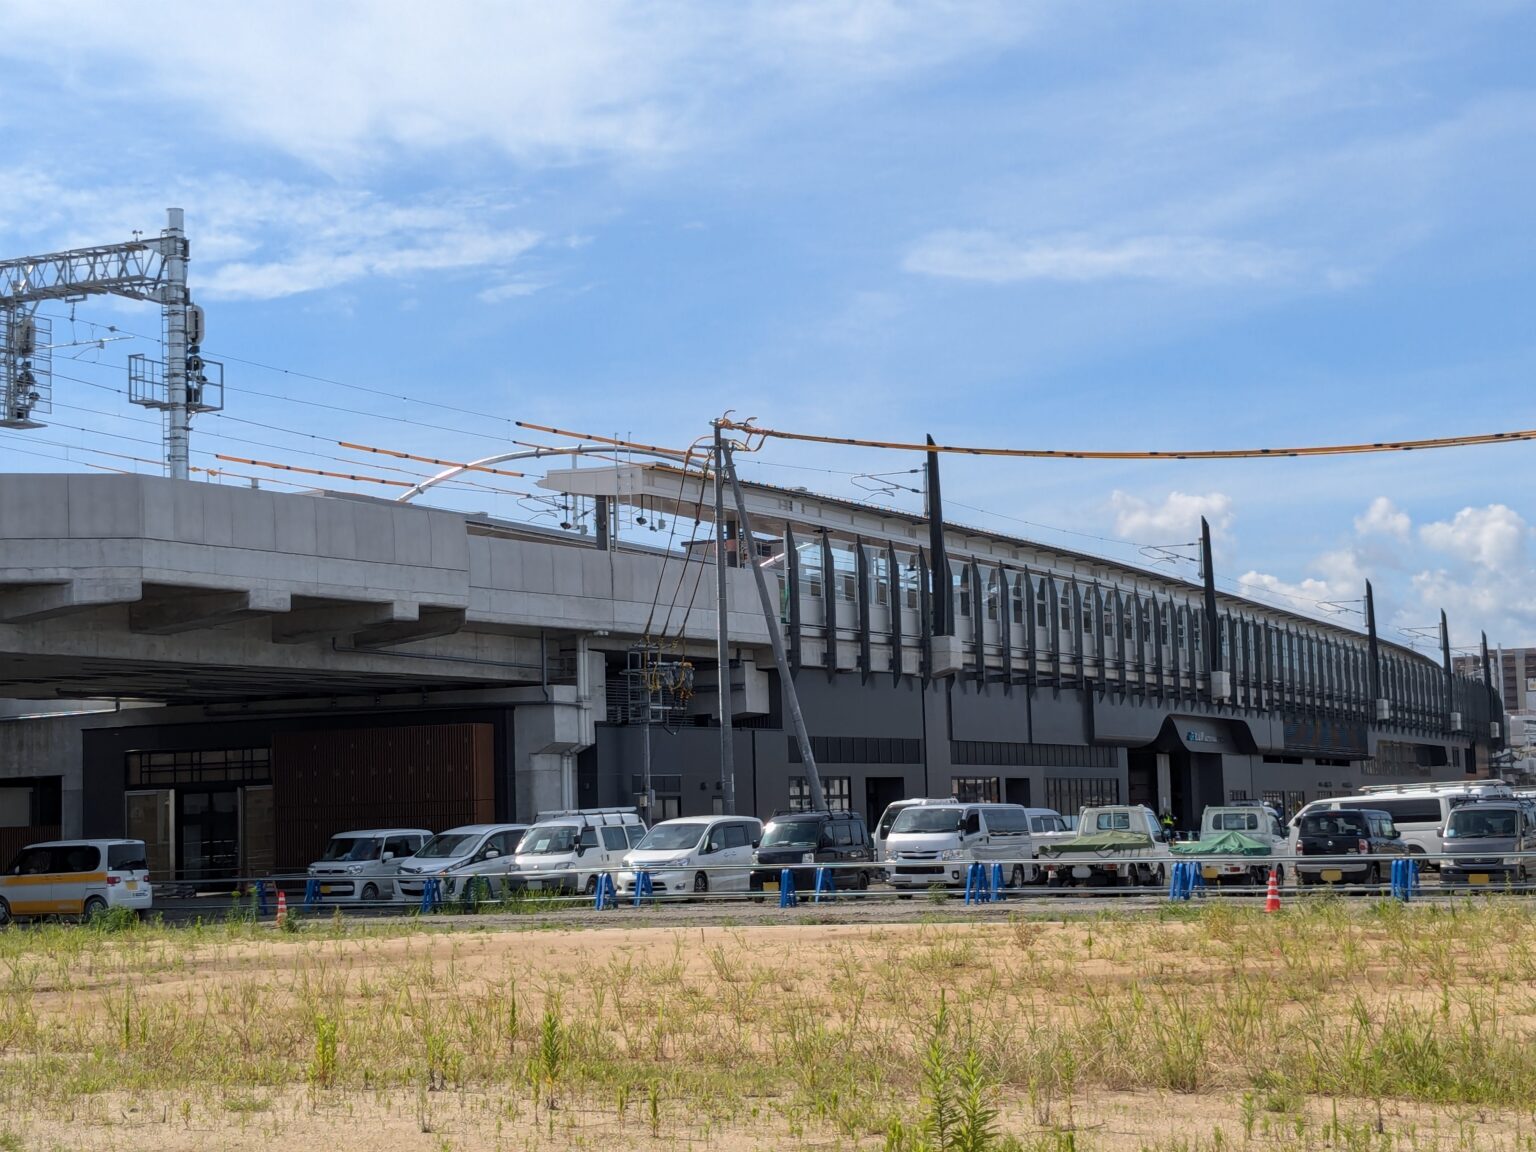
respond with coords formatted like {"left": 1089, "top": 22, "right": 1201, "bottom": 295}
{"left": 4, "top": 910, "right": 1535, "bottom": 1150}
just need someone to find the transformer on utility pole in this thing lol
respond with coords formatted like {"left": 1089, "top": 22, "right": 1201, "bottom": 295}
{"left": 0, "top": 207, "right": 223, "bottom": 479}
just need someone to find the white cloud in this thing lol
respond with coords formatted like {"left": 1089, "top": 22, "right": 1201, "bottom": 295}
{"left": 1419, "top": 504, "right": 1529, "bottom": 570}
{"left": 1238, "top": 548, "right": 1368, "bottom": 621}
{"left": 0, "top": 1, "right": 1024, "bottom": 171}
{"left": 1110, "top": 489, "right": 1233, "bottom": 543}
{"left": 1354, "top": 496, "right": 1411, "bottom": 540}
{"left": 903, "top": 230, "right": 1300, "bottom": 285}
{"left": 0, "top": 172, "right": 543, "bottom": 301}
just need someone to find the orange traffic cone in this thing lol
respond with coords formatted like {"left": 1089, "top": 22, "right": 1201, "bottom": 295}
{"left": 276, "top": 887, "right": 288, "bottom": 926}
{"left": 1263, "top": 867, "right": 1281, "bottom": 914}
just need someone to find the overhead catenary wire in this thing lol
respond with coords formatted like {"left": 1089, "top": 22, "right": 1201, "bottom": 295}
{"left": 716, "top": 419, "right": 1536, "bottom": 460}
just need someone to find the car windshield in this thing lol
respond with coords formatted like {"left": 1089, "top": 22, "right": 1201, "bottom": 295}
{"left": 891, "top": 808, "right": 963, "bottom": 834}
{"left": 760, "top": 820, "right": 822, "bottom": 848}
{"left": 637, "top": 823, "right": 707, "bottom": 851}
{"left": 519, "top": 826, "right": 577, "bottom": 855}
{"left": 1447, "top": 811, "right": 1519, "bottom": 838}
{"left": 415, "top": 833, "right": 477, "bottom": 860}
{"left": 319, "top": 836, "right": 382, "bottom": 862}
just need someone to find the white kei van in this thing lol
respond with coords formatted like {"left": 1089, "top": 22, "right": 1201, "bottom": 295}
{"left": 615, "top": 815, "right": 763, "bottom": 896}
{"left": 512, "top": 808, "right": 647, "bottom": 895}
{"left": 1288, "top": 782, "right": 1511, "bottom": 864}
{"left": 0, "top": 839, "right": 153, "bottom": 924}
{"left": 885, "top": 802, "right": 1035, "bottom": 890}
{"left": 872, "top": 797, "right": 953, "bottom": 863}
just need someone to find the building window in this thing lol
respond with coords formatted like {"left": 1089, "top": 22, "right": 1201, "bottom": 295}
{"left": 1285, "top": 790, "right": 1306, "bottom": 817}
{"left": 1045, "top": 776, "right": 1119, "bottom": 817}
{"left": 788, "top": 775, "right": 851, "bottom": 812}
{"left": 951, "top": 776, "right": 1000, "bottom": 803}
{"left": 1036, "top": 581, "right": 1048, "bottom": 629}
{"left": 1261, "top": 790, "right": 1285, "bottom": 812}
{"left": 985, "top": 570, "right": 999, "bottom": 621}
{"left": 1059, "top": 587, "right": 1073, "bottom": 632}
{"left": 1228, "top": 789, "right": 1249, "bottom": 802}
{"left": 954, "top": 562, "right": 970, "bottom": 618}
{"left": 126, "top": 748, "right": 271, "bottom": 787}
{"left": 872, "top": 551, "right": 889, "bottom": 607}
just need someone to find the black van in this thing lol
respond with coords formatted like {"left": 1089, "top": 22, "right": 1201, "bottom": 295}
{"left": 751, "top": 809, "right": 874, "bottom": 893}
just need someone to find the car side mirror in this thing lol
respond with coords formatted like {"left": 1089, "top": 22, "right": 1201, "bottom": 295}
{"left": 573, "top": 843, "right": 586, "bottom": 856}
{"left": 483, "top": 848, "right": 500, "bottom": 860}
{"left": 382, "top": 851, "right": 394, "bottom": 862}
{"left": 751, "top": 838, "right": 760, "bottom": 849}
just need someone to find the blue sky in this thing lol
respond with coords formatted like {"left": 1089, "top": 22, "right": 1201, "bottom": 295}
{"left": 1, "top": 2, "right": 1534, "bottom": 649}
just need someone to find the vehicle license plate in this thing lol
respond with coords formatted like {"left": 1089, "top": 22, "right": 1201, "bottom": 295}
{"left": 126, "top": 881, "right": 138, "bottom": 891}
{"left": 762, "top": 879, "right": 779, "bottom": 893}
{"left": 1469, "top": 873, "right": 1490, "bottom": 885}
{"left": 320, "top": 885, "right": 333, "bottom": 895}
{"left": 1321, "top": 869, "right": 1343, "bottom": 883}
{"left": 1202, "top": 867, "right": 1219, "bottom": 880}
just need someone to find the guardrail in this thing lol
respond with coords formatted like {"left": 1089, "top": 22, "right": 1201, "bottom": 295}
{"left": 44, "top": 849, "right": 1536, "bottom": 926}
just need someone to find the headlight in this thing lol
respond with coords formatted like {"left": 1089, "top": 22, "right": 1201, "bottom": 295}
{"left": 344, "top": 865, "right": 365, "bottom": 875}
{"left": 1505, "top": 857, "right": 1524, "bottom": 868}
{"left": 938, "top": 849, "right": 967, "bottom": 861}
{"left": 801, "top": 852, "right": 816, "bottom": 864}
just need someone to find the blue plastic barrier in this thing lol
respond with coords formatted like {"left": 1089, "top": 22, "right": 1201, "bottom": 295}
{"left": 1168, "top": 860, "right": 1207, "bottom": 901}
{"left": 303, "top": 878, "right": 320, "bottom": 909}
{"left": 778, "top": 868, "right": 798, "bottom": 908}
{"left": 991, "top": 862, "right": 1007, "bottom": 901}
{"left": 1391, "top": 857, "right": 1420, "bottom": 901}
{"left": 593, "top": 873, "right": 617, "bottom": 910}
{"left": 964, "top": 861, "right": 993, "bottom": 905}
{"left": 418, "top": 875, "right": 441, "bottom": 915}
{"left": 255, "top": 879, "right": 271, "bottom": 917}
{"left": 632, "top": 870, "right": 654, "bottom": 907}
{"left": 813, "top": 866, "right": 836, "bottom": 903}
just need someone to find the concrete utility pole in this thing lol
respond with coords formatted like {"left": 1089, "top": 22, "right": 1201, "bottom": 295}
{"left": 712, "top": 422, "right": 737, "bottom": 814}
{"left": 723, "top": 443, "right": 826, "bottom": 811}
{"left": 162, "top": 208, "right": 191, "bottom": 480}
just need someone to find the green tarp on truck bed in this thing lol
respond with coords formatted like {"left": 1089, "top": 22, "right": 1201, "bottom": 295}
{"left": 1170, "top": 831, "right": 1271, "bottom": 857}
{"left": 1038, "top": 830, "right": 1154, "bottom": 855}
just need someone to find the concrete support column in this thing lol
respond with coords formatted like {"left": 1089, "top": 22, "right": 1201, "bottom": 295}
{"left": 510, "top": 685, "right": 597, "bottom": 821}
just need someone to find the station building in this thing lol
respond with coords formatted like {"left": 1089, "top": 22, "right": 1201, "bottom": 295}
{"left": 0, "top": 464, "right": 1503, "bottom": 880}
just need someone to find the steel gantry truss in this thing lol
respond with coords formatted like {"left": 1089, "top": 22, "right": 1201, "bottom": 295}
{"left": 0, "top": 207, "right": 223, "bottom": 479}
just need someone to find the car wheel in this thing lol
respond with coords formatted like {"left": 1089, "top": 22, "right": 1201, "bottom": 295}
{"left": 1010, "top": 865, "right": 1026, "bottom": 889}
{"left": 83, "top": 896, "right": 107, "bottom": 921}
{"left": 1366, "top": 864, "right": 1381, "bottom": 888}
{"left": 693, "top": 871, "right": 709, "bottom": 894}
{"left": 583, "top": 874, "right": 598, "bottom": 896}
{"left": 0, "top": 897, "right": 10, "bottom": 926}
{"left": 361, "top": 883, "right": 380, "bottom": 903}
{"left": 856, "top": 870, "right": 870, "bottom": 891}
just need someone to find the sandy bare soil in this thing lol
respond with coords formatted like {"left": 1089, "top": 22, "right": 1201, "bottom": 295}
{"left": 3, "top": 905, "right": 1535, "bottom": 1150}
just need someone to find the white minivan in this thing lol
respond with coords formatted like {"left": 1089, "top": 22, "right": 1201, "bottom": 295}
{"left": 0, "top": 839, "right": 153, "bottom": 924}
{"left": 616, "top": 815, "right": 763, "bottom": 896}
{"left": 394, "top": 824, "right": 529, "bottom": 902}
{"left": 885, "top": 802, "right": 1035, "bottom": 891}
{"left": 1288, "top": 782, "right": 1512, "bottom": 864}
{"left": 872, "top": 797, "right": 952, "bottom": 864}
{"left": 512, "top": 809, "right": 647, "bottom": 895}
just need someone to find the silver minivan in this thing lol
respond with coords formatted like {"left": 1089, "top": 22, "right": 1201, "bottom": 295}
{"left": 307, "top": 828, "right": 431, "bottom": 903}
{"left": 1440, "top": 802, "right": 1534, "bottom": 886}
{"left": 393, "top": 824, "right": 529, "bottom": 902}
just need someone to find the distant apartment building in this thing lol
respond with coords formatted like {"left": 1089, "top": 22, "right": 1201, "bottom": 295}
{"left": 1453, "top": 646, "right": 1536, "bottom": 714}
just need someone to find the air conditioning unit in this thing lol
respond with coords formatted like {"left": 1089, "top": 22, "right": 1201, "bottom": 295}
{"left": 1450, "top": 711, "right": 1464, "bottom": 732}
{"left": 1209, "top": 670, "right": 1232, "bottom": 701}
{"left": 1375, "top": 699, "right": 1392, "bottom": 722}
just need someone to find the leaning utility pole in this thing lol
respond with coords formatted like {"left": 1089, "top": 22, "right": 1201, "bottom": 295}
{"left": 723, "top": 441, "right": 826, "bottom": 811}
{"left": 0, "top": 207, "right": 222, "bottom": 479}
{"left": 711, "top": 421, "right": 738, "bottom": 814}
